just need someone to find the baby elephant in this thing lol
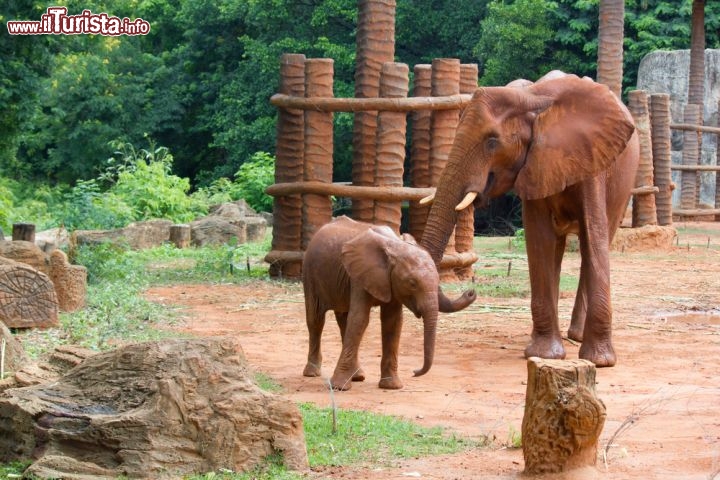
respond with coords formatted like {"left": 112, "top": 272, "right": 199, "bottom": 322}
{"left": 302, "top": 216, "right": 475, "bottom": 390}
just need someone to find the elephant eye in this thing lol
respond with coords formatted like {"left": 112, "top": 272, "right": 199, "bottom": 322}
{"left": 407, "top": 278, "right": 418, "bottom": 290}
{"left": 485, "top": 136, "right": 500, "bottom": 152}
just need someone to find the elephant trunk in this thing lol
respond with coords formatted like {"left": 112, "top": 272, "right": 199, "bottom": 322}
{"left": 438, "top": 288, "right": 476, "bottom": 313}
{"left": 421, "top": 160, "right": 466, "bottom": 265}
{"left": 419, "top": 159, "right": 477, "bottom": 313}
{"left": 414, "top": 305, "right": 438, "bottom": 377}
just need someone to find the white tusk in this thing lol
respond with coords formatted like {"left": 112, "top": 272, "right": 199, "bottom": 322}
{"left": 455, "top": 192, "right": 478, "bottom": 211}
{"left": 419, "top": 193, "right": 435, "bottom": 205}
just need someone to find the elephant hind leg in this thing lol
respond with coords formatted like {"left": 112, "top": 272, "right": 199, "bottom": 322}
{"left": 303, "top": 298, "right": 325, "bottom": 378}
{"left": 568, "top": 267, "right": 587, "bottom": 342}
{"left": 335, "top": 311, "right": 365, "bottom": 382}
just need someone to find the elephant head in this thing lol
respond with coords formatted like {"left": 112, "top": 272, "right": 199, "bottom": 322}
{"left": 420, "top": 73, "right": 636, "bottom": 264}
{"left": 341, "top": 226, "right": 442, "bottom": 377}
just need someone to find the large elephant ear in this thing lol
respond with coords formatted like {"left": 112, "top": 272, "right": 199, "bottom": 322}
{"left": 341, "top": 229, "right": 393, "bottom": 303}
{"left": 514, "top": 75, "right": 636, "bottom": 200}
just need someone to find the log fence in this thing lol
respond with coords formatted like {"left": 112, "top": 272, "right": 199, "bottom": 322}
{"left": 643, "top": 90, "right": 720, "bottom": 221}
{"left": 265, "top": 54, "right": 479, "bottom": 279}
{"left": 266, "top": 82, "right": 719, "bottom": 278}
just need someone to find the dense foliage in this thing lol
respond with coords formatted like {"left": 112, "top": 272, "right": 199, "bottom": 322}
{"left": 1, "top": 0, "right": 719, "bottom": 231}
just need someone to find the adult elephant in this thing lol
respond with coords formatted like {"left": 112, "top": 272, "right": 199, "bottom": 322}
{"left": 421, "top": 72, "right": 640, "bottom": 367}
{"left": 302, "top": 216, "right": 475, "bottom": 390}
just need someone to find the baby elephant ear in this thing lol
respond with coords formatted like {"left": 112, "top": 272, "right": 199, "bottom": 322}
{"left": 514, "top": 75, "right": 636, "bottom": 200}
{"left": 341, "top": 229, "right": 393, "bottom": 303}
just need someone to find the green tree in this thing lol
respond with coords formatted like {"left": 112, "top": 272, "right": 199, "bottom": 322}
{"left": 476, "top": 0, "right": 558, "bottom": 86}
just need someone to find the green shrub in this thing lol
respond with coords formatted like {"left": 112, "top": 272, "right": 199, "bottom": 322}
{"left": 227, "top": 151, "right": 275, "bottom": 213}
{"left": 0, "top": 178, "right": 15, "bottom": 233}
{"left": 60, "top": 179, "right": 135, "bottom": 230}
{"left": 108, "top": 141, "right": 207, "bottom": 222}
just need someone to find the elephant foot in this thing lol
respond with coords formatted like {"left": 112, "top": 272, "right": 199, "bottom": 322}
{"left": 524, "top": 335, "right": 566, "bottom": 360}
{"left": 579, "top": 340, "right": 616, "bottom": 367}
{"left": 378, "top": 376, "right": 403, "bottom": 390}
{"left": 567, "top": 324, "right": 584, "bottom": 342}
{"left": 352, "top": 367, "right": 366, "bottom": 382}
{"left": 303, "top": 362, "right": 322, "bottom": 377}
{"left": 330, "top": 372, "right": 354, "bottom": 391}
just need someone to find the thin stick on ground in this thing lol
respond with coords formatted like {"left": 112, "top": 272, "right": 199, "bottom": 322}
{"left": 602, "top": 387, "right": 684, "bottom": 468}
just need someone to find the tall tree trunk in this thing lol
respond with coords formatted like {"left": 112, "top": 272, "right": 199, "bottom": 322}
{"left": 352, "top": 0, "right": 396, "bottom": 222}
{"left": 596, "top": 0, "right": 625, "bottom": 98}
{"left": 688, "top": 0, "right": 706, "bottom": 106}
{"left": 688, "top": 0, "right": 705, "bottom": 207}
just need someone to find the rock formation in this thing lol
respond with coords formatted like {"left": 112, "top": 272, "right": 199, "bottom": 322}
{"left": 0, "top": 337, "right": 308, "bottom": 479}
{"left": 637, "top": 49, "right": 720, "bottom": 206}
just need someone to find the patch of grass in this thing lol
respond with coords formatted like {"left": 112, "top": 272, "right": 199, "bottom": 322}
{"left": 254, "top": 371, "right": 284, "bottom": 393}
{"left": 469, "top": 233, "right": 579, "bottom": 298}
{"left": 301, "top": 403, "right": 475, "bottom": 467}
{"left": 16, "top": 235, "right": 274, "bottom": 358}
{"left": 185, "top": 453, "right": 302, "bottom": 480}
{"left": 0, "top": 459, "right": 32, "bottom": 479}
{"left": 180, "top": 403, "right": 476, "bottom": 479}
{"left": 507, "top": 425, "right": 522, "bottom": 448}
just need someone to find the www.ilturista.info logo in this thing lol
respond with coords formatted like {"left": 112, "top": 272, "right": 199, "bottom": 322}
{"left": 7, "top": 6, "right": 150, "bottom": 36}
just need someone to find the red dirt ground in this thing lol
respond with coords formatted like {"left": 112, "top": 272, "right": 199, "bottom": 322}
{"left": 145, "top": 222, "right": 720, "bottom": 480}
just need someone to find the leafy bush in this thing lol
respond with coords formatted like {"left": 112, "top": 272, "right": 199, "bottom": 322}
{"left": 227, "top": 152, "right": 275, "bottom": 213}
{"left": 59, "top": 179, "right": 135, "bottom": 230}
{"left": 107, "top": 141, "right": 207, "bottom": 223}
{"left": 0, "top": 178, "right": 15, "bottom": 233}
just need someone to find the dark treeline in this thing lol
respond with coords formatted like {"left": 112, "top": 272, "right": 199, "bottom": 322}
{"left": 2, "top": 0, "right": 719, "bottom": 188}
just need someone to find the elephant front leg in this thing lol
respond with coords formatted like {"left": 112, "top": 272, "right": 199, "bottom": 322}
{"left": 335, "top": 311, "right": 365, "bottom": 382}
{"left": 378, "top": 301, "right": 403, "bottom": 390}
{"left": 331, "top": 288, "right": 371, "bottom": 390}
{"left": 576, "top": 217, "right": 616, "bottom": 367}
{"left": 522, "top": 202, "right": 566, "bottom": 360}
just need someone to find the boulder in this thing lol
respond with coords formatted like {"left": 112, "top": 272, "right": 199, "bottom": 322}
{"left": 209, "top": 199, "right": 256, "bottom": 218}
{"left": 190, "top": 201, "right": 268, "bottom": 246}
{"left": 0, "top": 322, "right": 28, "bottom": 378}
{"left": 637, "top": 49, "right": 720, "bottom": 206}
{"left": 191, "top": 215, "right": 247, "bottom": 246}
{"left": 72, "top": 219, "right": 173, "bottom": 250}
{"left": 0, "top": 337, "right": 308, "bottom": 479}
{"left": 0, "top": 344, "right": 94, "bottom": 394}
{"left": 35, "top": 227, "right": 70, "bottom": 253}
{"left": 611, "top": 225, "right": 678, "bottom": 252}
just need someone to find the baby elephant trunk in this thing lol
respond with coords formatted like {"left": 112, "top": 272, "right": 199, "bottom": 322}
{"left": 413, "top": 307, "right": 438, "bottom": 377}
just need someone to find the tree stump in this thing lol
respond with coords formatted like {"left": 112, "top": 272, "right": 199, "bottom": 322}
{"left": 522, "top": 357, "right": 606, "bottom": 475}
{"left": 0, "top": 337, "right": 308, "bottom": 478}
{"left": 0, "top": 321, "right": 28, "bottom": 379}
{"left": 0, "top": 259, "right": 59, "bottom": 328}
{"left": 169, "top": 224, "right": 191, "bottom": 248}
{"left": 49, "top": 250, "right": 87, "bottom": 312}
{"left": 12, "top": 223, "right": 35, "bottom": 242}
{"left": 0, "top": 240, "right": 49, "bottom": 274}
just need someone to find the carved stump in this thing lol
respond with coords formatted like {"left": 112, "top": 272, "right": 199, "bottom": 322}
{"left": 49, "top": 250, "right": 87, "bottom": 312}
{"left": 12, "top": 223, "right": 35, "bottom": 242}
{"left": 0, "top": 259, "right": 59, "bottom": 328}
{"left": 169, "top": 224, "right": 191, "bottom": 248}
{"left": 522, "top": 357, "right": 606, "bottom": 475}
